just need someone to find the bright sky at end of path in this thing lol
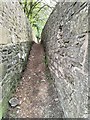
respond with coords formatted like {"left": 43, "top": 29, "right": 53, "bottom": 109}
{"left": 41, "top": 0, "right": 58, "bottom": 6}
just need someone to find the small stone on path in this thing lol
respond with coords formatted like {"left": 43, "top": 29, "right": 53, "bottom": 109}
{"left": 9, "top": 97, "right": 19, "bottom": 107}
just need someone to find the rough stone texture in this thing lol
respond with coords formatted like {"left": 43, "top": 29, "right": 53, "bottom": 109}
{"left": 42, "top": 2, "right": 88, "bottom": 118}
{"left": 0, "top": 0, "right": 32, "bottom": 117}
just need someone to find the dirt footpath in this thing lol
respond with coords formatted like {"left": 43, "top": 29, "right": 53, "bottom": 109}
{"left": 7, "top": 43, "right": 64, "bottom": 118}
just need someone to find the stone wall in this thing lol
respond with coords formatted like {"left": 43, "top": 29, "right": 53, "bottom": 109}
{"left": 0, "top": 0, "right": 32, "bottom": 118}
{"left": 42, "top": 2, "right": 88, "bottom": 118}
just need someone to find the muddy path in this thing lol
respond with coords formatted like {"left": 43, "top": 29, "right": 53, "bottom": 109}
{"left": 7, "top": 43, "right": 64, "bottom": 118}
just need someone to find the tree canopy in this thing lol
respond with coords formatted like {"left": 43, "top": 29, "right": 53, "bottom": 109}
{"left": 19, "top": 0, "right": 56, "bottom": 40}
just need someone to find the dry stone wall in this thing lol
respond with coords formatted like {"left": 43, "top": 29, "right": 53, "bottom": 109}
{"left": 42, "top": 2, "right": 88, "bottom": 118}
{"left": 0, "top": 0, "right": 32, "bottom": 117}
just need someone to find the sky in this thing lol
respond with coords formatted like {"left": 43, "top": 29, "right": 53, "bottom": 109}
{"left": 41, "top": 0, "right": 58, "bottom": 7}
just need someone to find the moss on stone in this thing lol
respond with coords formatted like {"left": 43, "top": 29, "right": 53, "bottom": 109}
{"left": 0, "top": 102, "right": 2, "bottom": 120}
{"left": 1, "top": 94, "right": 10, "bottom": 118}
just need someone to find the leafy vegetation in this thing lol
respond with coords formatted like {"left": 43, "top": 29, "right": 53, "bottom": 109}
{"left": 19, "top": 0, "right": 54, "bottom": 39}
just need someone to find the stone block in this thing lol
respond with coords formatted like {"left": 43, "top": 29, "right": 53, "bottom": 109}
{"left": 0, "top": 63, "right": 7, "bottom": 80}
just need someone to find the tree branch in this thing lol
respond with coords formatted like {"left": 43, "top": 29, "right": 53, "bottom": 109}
{"left": 33, "top": 4, "right": 52, "bottom": 19}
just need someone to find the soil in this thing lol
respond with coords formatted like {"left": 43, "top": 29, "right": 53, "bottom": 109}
{"left": 7, "top": 43, "right": 64, "bottom": 118}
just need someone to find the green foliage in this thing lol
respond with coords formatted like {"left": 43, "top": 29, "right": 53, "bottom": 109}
{"left": 20, "top": 0, "right": 52, "bottom": 39}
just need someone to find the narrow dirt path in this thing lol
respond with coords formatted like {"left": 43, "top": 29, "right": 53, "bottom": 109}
{"left": 7, "top": 43, "right": 64, "bottom": 118}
